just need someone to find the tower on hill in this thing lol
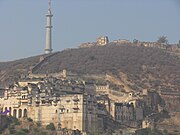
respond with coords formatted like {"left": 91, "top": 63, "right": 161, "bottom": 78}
{"left": 45, "top": 0, "right": 53, "bottom": 54}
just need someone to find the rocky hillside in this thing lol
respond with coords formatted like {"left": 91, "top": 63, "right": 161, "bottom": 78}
{"left": 0, "top": 44, "right": 180, "bottom": 93}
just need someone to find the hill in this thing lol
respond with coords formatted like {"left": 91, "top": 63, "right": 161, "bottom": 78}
{"left": 0, "top": 44, "right": 180, "bottom": 93}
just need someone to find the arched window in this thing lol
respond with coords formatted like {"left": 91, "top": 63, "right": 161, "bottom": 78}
{"left": 24, "top": 109, "right": 27, "bottom": 117}
{"left": 9, "top": 107, "right": 12, "bottom": 116}
{"left": 19, "top": 109, "right": 22, "bottom": 118}
{"left": 13, "top": 109, "right": 17, "bottom": 118}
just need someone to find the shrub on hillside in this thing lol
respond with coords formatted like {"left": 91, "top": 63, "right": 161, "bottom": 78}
{"left": 46, "top": 123, "right": 55, "bottom": 130}
{"left": 27, "top": 117, "right": 33, "bottom": 122}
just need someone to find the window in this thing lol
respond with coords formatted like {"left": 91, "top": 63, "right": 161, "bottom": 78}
{"left": 42, "top": 101, "right": 45, "bottom": 104}
{"left": 66, "top": 100, "right": 70, "bottom": 103}
{"left": 24, "top": 109, "right": 27, "bottom": 117}
{"left": 18, "top": 109, "right": 22, "bottom": 118}
{"left": 60, "top": 109, "right": 64, "bottom": 113}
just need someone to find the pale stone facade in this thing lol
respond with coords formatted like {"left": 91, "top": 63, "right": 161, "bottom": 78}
{"left": 96, "top": 36, "right": 109, "bottom": 46}
{"left": 95, "top": 84, "right": 109, "bottom": 95}
{"left": 78, "top": 36, "right": 109, "bottom": 48}
{"left": 0, "top": 88, "right": 28, "bottom": 118}
{"left": 95, "top": 84, "right": 144, "bottom": 126}
{"left": 0, "top": 77, "right": 97, "bottom": 134}
{"left": 79, "top": 42, "right": 96, "bottom": 48}
{"left": 113, "top": 39, "right": 131, "bottom": 44}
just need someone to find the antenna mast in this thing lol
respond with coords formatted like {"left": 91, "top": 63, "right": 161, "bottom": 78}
{"left": 48, "top": 0, "right": 51, "bottom": 10}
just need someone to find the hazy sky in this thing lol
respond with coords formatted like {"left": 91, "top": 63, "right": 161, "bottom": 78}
{"left": 0, "top": 0, "right": 180, "bottom": 61}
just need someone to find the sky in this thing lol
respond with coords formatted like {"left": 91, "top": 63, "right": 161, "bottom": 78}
{"left": 0, "top": 0, "right": 180, "bottom": 61}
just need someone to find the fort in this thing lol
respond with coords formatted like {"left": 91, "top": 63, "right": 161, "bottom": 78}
{"left": 0, "top": 71, "right": 170, "bottom": 134}
{"left": 79, "top": 36, "right": 180, "bottom": 53}
{"left": 0, "top": 76, "right": 97, "bottom": 134}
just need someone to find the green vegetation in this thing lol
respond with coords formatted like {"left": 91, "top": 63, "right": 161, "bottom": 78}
{"left": 157, "top": 36, "right": 168, "bottom": 45}
{"left": 36, "top": 121, "right": 42, "bottom": 127}
{"left": 37, "top": 131, "right": 48, "bottom": 135}
{"left": 0, "top": 115, "right": 55, "bottom": 135}
{"left": 163, "top": 129, "right": 168, "bottom": 135}
{"left": 133, "top": 39, "right": 138, "bottom": 44}
{"left": 0, "top": 115, "right": 21, "bottom": 134}
{"left": 11, "top": 128, "right": 29, "bottom": 135}
{"left": 177, "top": 40, "right": 180, "bottom": 48}
{"left": 21, "top": 128, "right": 29, "bottom": 133}
{"left": 0, "top": 116, "right": 28, "bottom": 134}
{"left": 46, "top": 123, "right": 55, "bottom": 130}
{"left": 89, "top": 55, "right": 96, "bottom": 60}
{"left": 14, "top": 130, "right": 27, "bottom": 135}
{"left": 9, "top": 125, "right": 16, "bottom": 134}
{"left": 135, "top": 128, "right": 152, "bottom": 135}
{"left": 135, "top": 128, "right": 164, "bottom": 135}
{"left": 27, "top": 117, "right": 33, "bottom": 122}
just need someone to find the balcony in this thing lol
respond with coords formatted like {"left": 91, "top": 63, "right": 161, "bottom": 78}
{"left": 13, "top": 102, "right": 20, "bottom": 108}
{"left": 21, "top": 99, "right": 28, "bottom": 103}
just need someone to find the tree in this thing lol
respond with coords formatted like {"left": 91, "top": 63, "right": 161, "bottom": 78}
{"left": 133, "top": 39, "right": 139, "bottom": 44}
{"left": 157, "top": 36, "right": 168, "bottom": 45}
{"left": 163, "top": 129, "right": 168, "bottom": 135}
{"left": 135, "top": 128, "right": 152, "bottom": 135}
{"left": 178, "top": 40, "right": 180, "bottom": 48}
{"left": 46, "top": 123, "right": 55, "bottom": 130}
{"left": 27, "top": 117, "right": 33, "bottom": 122}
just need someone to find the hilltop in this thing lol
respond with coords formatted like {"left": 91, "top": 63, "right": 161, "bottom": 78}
{"left": 0, "top": 44, "right": 180, "bottom": 93}
{"left": 0, "top": 44, "right": 180, "bottom": 134}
